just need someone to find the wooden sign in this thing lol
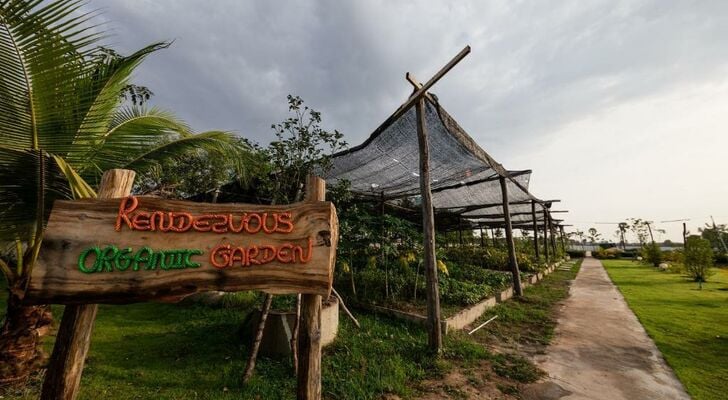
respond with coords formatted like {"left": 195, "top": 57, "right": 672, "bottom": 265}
{"left": 26, "top": 196, "right": 338, "bottom": 304}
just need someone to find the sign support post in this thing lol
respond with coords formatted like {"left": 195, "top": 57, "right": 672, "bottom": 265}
{"left": 41, "top": 169, "right": 136, "bottom": 400}
{"left": 297, "top": 175, "right": 326, "bottom": 400}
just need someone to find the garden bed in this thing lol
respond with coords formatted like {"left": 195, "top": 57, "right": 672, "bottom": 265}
{"left": 352, "top": 262, "right": 562, "bottom": 334}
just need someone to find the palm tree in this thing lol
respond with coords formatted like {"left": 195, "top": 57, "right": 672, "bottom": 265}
{"left": 0, "top": 0, "right": 251, "bottom": 385}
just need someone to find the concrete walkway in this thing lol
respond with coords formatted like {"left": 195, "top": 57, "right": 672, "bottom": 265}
{"left": 525, "top": 258, "right": 690, "bottom": 400}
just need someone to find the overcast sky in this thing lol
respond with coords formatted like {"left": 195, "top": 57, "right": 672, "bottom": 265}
{"left": 95, "top": 0, "right": 728, "bottom": 242}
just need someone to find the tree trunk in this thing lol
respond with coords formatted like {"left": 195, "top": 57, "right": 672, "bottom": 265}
{"left": 0, "top": 282, "right": 53, "bottom": 387}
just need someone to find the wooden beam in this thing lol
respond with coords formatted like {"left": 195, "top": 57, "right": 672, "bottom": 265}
{"left": 531, "top": 200, "right": 540, "bottom": 260}
{"left": 436, "top": 199, "right": 561, "bottom": 212}
{"left": 401, "top": 46, "right": 470, "bottom": 109}
{"left": 500, "top": 176, "right": 523, "bottom": 296}
{"left": 416, "top": 97, "right": 443, "bottom": 353}
{"left": 297, "top": 175, "right": 326, "bottom": 400}
{"left": 41, "top": 169, "right": 135, "bottom": 400}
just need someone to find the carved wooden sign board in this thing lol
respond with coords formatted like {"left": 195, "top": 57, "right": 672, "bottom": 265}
{"left": 26, "top": 196, "right": 338, "bottom": 304}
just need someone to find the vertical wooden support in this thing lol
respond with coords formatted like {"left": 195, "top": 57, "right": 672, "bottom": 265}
{"left": 531, "top": 201, "right": 540, "bottom": 260}
{"left": 415, "top": 98, "right": 443, "bottom": 353}
{"left": 543, "top": 209, "right": 550, "bottom": 265}
{"left": 297, "top": 175, "right": 325, "bottom": 400}
{"left": 683, "top": 222, "right": 688, "bottom": 250}
{"left": 559, "top": 226, "right": 567, "bottom": 254}
{"left": 479, "top": 225, "right": 485, "bottom": 247}
{"left": 499, "top": 177, "right": 523, "bottom": 297}
{"left": 548, "top": 214, "right": 557, "bottom": 257}
{"left": 41, "top": 169, "right": 135, "bottom": 400}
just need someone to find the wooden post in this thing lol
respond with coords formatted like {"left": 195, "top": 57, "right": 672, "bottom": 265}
{"left": 499, "top": 176, "right": 523, "bottom": 297}
{"left": 559, "top": 226, "right": 567, "bottom": 254}
{"left": 41, "top": 169, "right": 135, "bottom": 400}
{"left": 549, "top": 214, "right": 557, "bottom": 257}
{"left": 683, "top": 222, "right": 688, "bottom": 249}
{"left": 479, "top": 225, "right": 485, "bottom": 247}
{"left": 415, "top": 98, "right": 443, "bottom": 353}
{"left": 297, "top": 174, "right": 325, "bottom": 400}
{"left": 531, "top": 201, "right": 540, "bottom": 260}
{"left": 543, "top": 209, "right": 550, "bottom": 265}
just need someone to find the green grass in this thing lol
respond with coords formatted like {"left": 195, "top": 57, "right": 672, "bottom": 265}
{"left": 0, "top": 277, "right": 491, "bottom": 399}
{"left": 602, "top": 260, "right": 728, "bottom": 400}
{"left": 0, "top": 261, "right": 583, "bottom": 399}
{"left": 472, "top": 259, "right": 582, "bottom": 347}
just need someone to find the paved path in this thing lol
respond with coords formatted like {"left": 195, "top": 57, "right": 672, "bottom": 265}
{"left": 525, "top": 258, "right": 690, "bottom": 400}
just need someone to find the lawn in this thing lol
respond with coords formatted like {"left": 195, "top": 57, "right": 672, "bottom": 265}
{"left": 472, "top": 259, "right": 582, "bottom": 348}
{"left": 0, "top": 278, "right": 488, "bottom": 400}
{"left": 602, "top": 260, "right": 728, "bottom": 400}
{"left": 0, "top": 261, "right": 581, "bottom": 399}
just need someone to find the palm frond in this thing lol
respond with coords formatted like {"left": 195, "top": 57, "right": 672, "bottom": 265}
{"left": 0, "top": 0, "right": 105, "bottom": 152}
{"left": 74, "top": 106, "right": 193, "bottom": 182}
{"left": 121, "top": 130, "right": 254, "bottom": 180}
{"left": 52, "top": 154, "right": 95, "bottom": 199}
{"left": 0, "top": 146, "right": 71, "bottom": 243}
{"left": 65, "top": 42, "right": 170, "bottom": 161}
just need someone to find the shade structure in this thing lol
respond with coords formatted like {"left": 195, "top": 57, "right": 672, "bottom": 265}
{"left": 324, "top": 94, "right": 563, "bottom": 229}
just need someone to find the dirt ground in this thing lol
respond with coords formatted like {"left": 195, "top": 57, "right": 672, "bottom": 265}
{"left": 523, "top": 257, "right": 690, "bottom": 400}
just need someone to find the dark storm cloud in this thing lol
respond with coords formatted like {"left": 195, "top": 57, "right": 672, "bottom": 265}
{"left": 88, "top": 0, "right": 728, "bottom": 240}
{"left": 95, "top": 0, "right": 728, "bottom": 151}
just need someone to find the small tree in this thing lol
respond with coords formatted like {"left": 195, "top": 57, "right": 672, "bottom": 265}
{"left": 642, "top": 242, "right": 662, "bottom": 267}
{"left": 587, "top": 227, "right": 602, "bottom": 244}
{"left": 684, "top": 237, "right": 714, "bottom": 289}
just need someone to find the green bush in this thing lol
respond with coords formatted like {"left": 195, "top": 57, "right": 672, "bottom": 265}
{"left": 641, "top": 243, "right": 662, "bottom": 267}
{"left": 714, "top": 252, "right": 728, "bottom": 265}
{"left": 566, "top": 250, "right": 585, "bottom": 258}
{"left": 661, "top": 249, "right": 684, "bottom": 263}
{"left": 439, "top": 278, "right": 493, "bottom": 305}
{"left": 684, "top": 237, "right": 714, "bottom": 287}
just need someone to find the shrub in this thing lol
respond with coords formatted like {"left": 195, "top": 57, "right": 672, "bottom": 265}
{"left": 684, "top": 237, "right": 714, "bottom": 288}
{"left": 642, "top": 243, "right": 662, "bottom": 267}
{"left": 661, "top": 249, "right": 684, "bottom": 263}
{"left": 566, "top": 250, "right": 585, "bottom": 258}
{"left": 593, "top": 247, "right": 618, "bottom": 259}
{"left": 714, "top": 252, "right": 728, "bottom": 266}
{"left": 439, "top": 278, "right": 492, "bottom": 305}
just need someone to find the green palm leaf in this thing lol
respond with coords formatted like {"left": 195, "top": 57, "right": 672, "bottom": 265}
{"left": 122, "top": 130, "right": 254, "bottom": 182}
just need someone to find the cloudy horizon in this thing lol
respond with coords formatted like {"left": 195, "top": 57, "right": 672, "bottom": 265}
{"left": 94, "top": 0, "right": 728, "bottom": 242}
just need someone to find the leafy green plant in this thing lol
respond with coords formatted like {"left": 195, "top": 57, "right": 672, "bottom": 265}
{"left": 684, "top": 237, "right": 714, "bottom": 289}
{"left": 252, "top": 95, "right": 346, "bottom": 204}
{"left": 642, "top": 242, "right": 662, "bottom": 267}
{"left": 0, "top": 0, "right": 251, "bottom": 385}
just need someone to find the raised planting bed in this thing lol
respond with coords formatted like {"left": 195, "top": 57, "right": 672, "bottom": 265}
{"left": 351, "top": 261, "right": 563, "bottom": 334}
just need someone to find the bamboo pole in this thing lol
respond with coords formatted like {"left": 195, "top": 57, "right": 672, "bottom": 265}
{"left": 416, "top": 98, "right": 443, "bottom": 353}
{"left": 500, "top": 176, "right": 523, "bottom": 297}
{"left": 41, "top": 169, "right": 135, "bottom": 400}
